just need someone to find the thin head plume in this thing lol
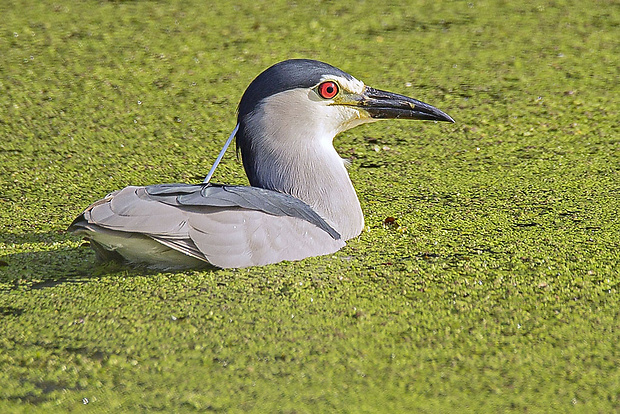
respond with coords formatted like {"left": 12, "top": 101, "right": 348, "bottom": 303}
{"left": 204, "top": 123, "right": 239, "bottom": 184}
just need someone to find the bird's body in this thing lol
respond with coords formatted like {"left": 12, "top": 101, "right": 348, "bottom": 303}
{"left": 69, "top": 59, "right": 453, "bottom": 269}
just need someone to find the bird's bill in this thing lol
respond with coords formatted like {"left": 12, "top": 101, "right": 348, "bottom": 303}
{"left": 351, "top": 86, "right": 455, "bottom": 122}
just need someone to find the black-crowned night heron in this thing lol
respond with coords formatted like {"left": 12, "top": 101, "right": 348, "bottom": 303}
{"left": 69, "top": 59, "right": 454, "bottom": 269}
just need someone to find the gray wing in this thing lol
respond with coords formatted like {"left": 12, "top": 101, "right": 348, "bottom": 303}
{"left": 69, "top": 183, "right": 345, "bottom": 269}
{"left": 145, "top": 183, "right": 341, "bottom": 239}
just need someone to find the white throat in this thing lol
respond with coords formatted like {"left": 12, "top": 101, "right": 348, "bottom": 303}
{"left": 240, "top": 88, "right": 376, "bottom": 239}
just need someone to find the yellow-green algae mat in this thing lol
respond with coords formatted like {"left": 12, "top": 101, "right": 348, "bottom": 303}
{"left": 1, "top": 1, "right": 618, "bottom": 412}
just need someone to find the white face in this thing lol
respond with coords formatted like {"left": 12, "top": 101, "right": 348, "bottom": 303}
{"left": 312, "top": 75, "right": 378, "bottom": 136}
{"left": 245, "top": 74, "right": 378, "bottom": 153}
{"left": 302, "top": 74, "right": 379, "bottom": 135}
{"left": 319, "top": 74, "right": 366, "bottom": 95}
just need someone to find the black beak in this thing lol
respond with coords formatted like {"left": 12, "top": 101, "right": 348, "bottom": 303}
{"left": 357, "top": 86, "right": 455, "bottom": 123}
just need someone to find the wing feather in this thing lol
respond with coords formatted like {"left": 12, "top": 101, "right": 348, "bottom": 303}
{"left": 69, "top": 183, "right": 346, "bottom": 268}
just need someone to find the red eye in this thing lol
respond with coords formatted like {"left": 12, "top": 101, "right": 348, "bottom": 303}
{"left": 318, "top": 81, "right": 339, "bottom": 99}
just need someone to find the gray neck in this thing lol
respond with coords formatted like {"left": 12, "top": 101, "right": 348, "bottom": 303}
{"left": 238, "top": 98, "right": 364, "bottom": 240}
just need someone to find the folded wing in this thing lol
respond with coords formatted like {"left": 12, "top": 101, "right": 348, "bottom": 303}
{"left": 69, "top": 184, "right": 345, "bottom": 269}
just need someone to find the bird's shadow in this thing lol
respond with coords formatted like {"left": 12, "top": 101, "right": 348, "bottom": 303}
{"left": 0, "top": 231, "right": 202, "bottom": 291}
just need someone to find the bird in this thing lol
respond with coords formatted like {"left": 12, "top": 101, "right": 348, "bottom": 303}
{"left": 69, "top": 59, "right": 454, "bottom": 269}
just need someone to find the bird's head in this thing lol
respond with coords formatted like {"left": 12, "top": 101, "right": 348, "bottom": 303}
{"left": 235, "top": 59, "right": 454, "bottom": 187}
